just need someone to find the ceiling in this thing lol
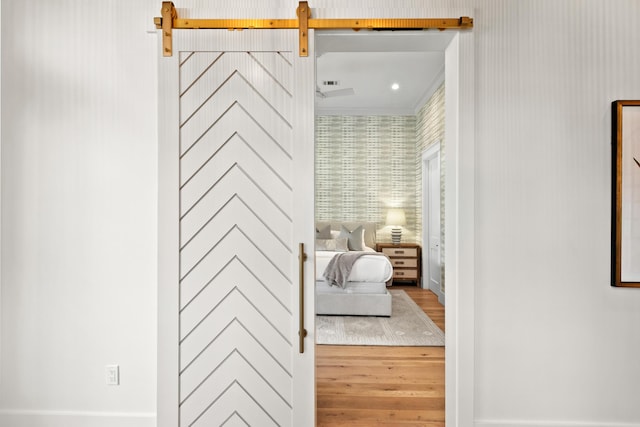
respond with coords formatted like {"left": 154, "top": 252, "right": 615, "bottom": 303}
{"left": 315, "top": 31, "right": 454, "bottom": 116}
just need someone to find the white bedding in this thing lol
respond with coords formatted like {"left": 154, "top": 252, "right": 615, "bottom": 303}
{"left": 315, "top": 250, "right": 393, "bottom": 283}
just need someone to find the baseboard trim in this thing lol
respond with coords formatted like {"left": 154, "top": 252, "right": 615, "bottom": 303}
{"left": 0, "top": 409, "right": 156, "bottom": 427}
{"left": 427, "top": 281, "right": 445, "bottom": 306}
{"left": 437, "top": 291, "right": 445, "bottom": 306}
{"left": 476, "top": 420, "right": 640, "bottom": 427}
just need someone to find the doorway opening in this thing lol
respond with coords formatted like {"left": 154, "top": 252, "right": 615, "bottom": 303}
{"left": 313, "top": 29, "right": 454, "bottom": 424}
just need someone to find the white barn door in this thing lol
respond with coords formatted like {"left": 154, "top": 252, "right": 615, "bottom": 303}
{"left": 158, "top": 30, "right": 315, "bottom": 427}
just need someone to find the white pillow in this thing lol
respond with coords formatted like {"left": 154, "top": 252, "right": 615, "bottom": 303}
{"left": 316, "top": 237, "right": 349, "bottom": 252}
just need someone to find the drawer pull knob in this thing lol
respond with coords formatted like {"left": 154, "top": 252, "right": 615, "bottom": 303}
{"left": 396, "top": 261, "right": 404, "bottom": 265}
{"left": 396, "top": 250, "right": 405, "bottom": 254}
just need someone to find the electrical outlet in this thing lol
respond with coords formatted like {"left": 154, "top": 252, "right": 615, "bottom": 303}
{"left": 105, "top": 365, "right": 119, "bottom": 385}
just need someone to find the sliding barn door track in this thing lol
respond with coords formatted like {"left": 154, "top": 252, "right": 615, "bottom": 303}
{"left": 154, "top": 1, "right": 473, "bottom": 57}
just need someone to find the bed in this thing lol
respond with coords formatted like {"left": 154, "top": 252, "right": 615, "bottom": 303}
{"left": 315, "top": 221, "right": 393, "bottom": 316}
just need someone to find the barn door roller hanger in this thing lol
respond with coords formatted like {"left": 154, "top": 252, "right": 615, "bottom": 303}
{"left": 154, "top": 1, "right": 473, "bottom": 57}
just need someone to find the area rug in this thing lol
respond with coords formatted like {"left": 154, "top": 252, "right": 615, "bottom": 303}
{"left": 315, "top": 290, "right": 445, "bottom": 346}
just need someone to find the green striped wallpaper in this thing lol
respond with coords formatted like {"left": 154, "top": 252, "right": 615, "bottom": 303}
{"left": 315, "top": 115, "right": 417, "bottom": 244}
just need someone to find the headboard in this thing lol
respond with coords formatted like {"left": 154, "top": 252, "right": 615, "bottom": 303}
{"left": 315, "top": 221, "right": 377, "bottom": 249}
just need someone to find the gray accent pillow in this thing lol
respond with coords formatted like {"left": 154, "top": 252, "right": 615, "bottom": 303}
{"left": 315, "top": 237, "right": 349, "bottom": 252}
{"left": 315, "top": 224, "right": 331, "bottom": 239}
{"left": 338, "top": 225, "right": 365, "bottom": 251}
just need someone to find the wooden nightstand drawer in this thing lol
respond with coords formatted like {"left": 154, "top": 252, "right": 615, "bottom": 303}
{"left": 390, "top": 258, "right": 418, "bottom": 268}
{"left": 393, "top": 269, "right": 418, "bottom": 279}
{"left": 376, "top": 243, "right": 422, "bottom": 286}
{"left": 381, "top": 247, "right": 418, "bottom": 257}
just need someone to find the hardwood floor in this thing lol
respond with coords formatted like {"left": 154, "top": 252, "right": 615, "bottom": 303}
{"left": 316, "top": 285, "right": 445, "bottom": 427}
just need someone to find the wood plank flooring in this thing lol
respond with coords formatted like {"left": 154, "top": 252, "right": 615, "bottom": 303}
{"left": 316, "top": 285, "right": 445, "bottom": 427}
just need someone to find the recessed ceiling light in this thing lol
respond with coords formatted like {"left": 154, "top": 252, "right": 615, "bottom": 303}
{"left": 391, "top": 83, "right": 400, "bottom": 91}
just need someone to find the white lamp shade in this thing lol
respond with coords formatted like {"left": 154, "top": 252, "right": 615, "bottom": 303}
{"left": 386, "top": 208, "right": 406, "bottom": 226}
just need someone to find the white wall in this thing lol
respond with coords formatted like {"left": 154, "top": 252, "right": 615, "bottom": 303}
{"left": 1, "top": 1, "right": 158, "bottom": 425}
{"left": 2, "top": 0, "right": 640, "bottom": 426}
{"left": 472, "top": 1, "right": 640, "bottom": 425}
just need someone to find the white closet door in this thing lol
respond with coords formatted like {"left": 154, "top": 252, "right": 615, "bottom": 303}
{"left": 158, "top": 29, "right": 315, "bottom": 427}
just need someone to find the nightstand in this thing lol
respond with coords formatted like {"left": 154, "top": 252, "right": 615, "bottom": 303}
{"left": 376, "top": 243, "right": 421, "bottom": 286}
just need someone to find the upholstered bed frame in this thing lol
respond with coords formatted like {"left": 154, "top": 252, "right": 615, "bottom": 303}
{"left": 315, "top": 285, "right": 392, "bottom": 316}
{"left": 315, "top": 221, "right": 392, "bottom": 317}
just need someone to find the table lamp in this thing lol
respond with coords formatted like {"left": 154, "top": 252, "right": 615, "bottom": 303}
{"left": 386, "top": 208, "right": 406, "bottom": 245}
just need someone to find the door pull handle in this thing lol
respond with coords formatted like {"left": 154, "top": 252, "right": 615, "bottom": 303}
{"left": 298, "top": 243, "right": 308, "bottom": 353}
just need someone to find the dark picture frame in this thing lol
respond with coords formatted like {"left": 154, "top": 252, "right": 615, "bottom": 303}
{"left": 612, "top": 100, "right": 640, "bottom": 287}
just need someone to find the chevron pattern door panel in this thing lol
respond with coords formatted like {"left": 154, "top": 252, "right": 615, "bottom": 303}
{"left": 178, "top": 49, "right": 297, "bottom": 427}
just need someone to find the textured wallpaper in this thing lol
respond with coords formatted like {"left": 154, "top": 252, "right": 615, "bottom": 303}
{"left": 315, "top": 115, "right": 417, "bottom": 243}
